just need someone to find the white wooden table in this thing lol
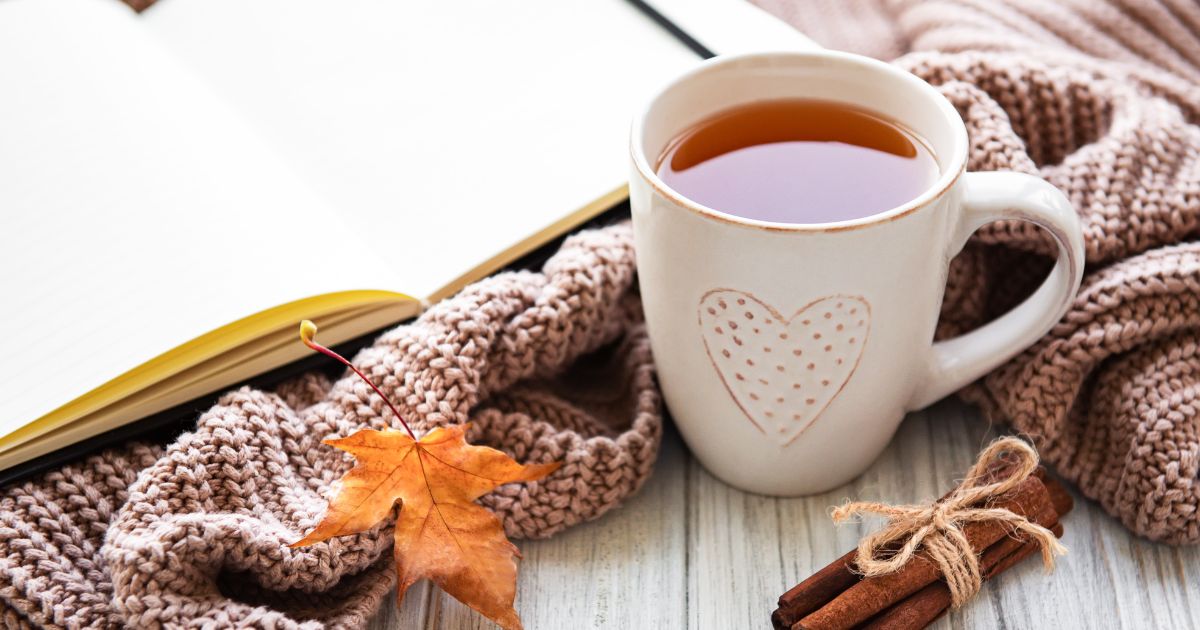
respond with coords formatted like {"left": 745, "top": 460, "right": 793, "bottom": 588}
{"left": 369, "top": 400, "right": 1200, "bottom": 629}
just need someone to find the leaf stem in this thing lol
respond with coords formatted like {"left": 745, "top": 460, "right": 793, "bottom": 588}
{"left": 300, "top": 320, "right": 418, "bottom": 440}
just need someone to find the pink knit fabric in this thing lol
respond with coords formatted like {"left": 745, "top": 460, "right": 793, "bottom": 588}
{"left": 1, "top": 224, "right": 661, "bottom": 627}
{"left": 754, "top": 0, "right": 1200, "bottom": 544}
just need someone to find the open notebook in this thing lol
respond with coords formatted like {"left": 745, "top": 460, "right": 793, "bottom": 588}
{"left": 0, "top": 0, "right": 811, "bottom": 475}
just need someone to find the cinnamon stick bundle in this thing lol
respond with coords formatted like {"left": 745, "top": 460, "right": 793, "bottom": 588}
{"left": 772, "top": 467, "right": 1072, "bottom": 630}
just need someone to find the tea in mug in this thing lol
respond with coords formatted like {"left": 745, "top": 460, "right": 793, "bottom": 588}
{"left": 656, "top": 99, "right": 939, "bottom": 224}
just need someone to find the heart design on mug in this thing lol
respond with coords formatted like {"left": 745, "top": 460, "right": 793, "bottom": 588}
{"left": 698, "top": 290, "right": 871, "bottom": 445}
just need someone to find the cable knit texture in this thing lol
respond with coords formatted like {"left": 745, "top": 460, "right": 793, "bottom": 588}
{"left": 1, "top": 224, "right": 661, "bottom": 627}
{"left": 752, "top": 0, "right": 1200, "bottom": 544}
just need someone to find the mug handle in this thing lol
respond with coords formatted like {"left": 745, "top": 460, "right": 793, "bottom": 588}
{"left": 909, "top": 171, "right": 1085, "bottom": 410}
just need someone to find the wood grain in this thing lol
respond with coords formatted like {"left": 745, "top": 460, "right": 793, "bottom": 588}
{"left": 368, "top": 399, "right": 1200, "bottom": 629}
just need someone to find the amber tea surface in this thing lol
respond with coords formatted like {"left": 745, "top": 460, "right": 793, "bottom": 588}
{"left": 656, "top": 99, "right": 939, "bottom": 224}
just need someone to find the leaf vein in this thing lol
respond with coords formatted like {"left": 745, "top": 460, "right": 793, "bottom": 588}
{"left": 326, "top": 445, "right": 415, "bottom": 533}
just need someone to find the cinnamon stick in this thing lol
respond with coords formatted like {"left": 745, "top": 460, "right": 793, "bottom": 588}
{"left": 772, "top": 460, "right": 1032, "bottom": 629}
{"left": 773, "top": 467, "right": 1071, "bottom": 630}
{"left": 858, "top": 512, "right": 1067, "bottom": 629}
{"left": 1040, "top": 473, "right": 1074, "bottom": 517}
{"left": 771, "top": 549, "right": 860, "bottom": 630}
{"left": 792, "top": 476, "right": 1055, "bottom": 630}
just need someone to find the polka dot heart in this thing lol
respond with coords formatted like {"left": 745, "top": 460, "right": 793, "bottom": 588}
{"left": 698, "top": 290, "right": 870, "bottom": 445}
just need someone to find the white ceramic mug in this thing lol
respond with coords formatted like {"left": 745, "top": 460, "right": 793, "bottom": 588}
{"left": 629, "top": 50, "right": 1085, "bottom": 495}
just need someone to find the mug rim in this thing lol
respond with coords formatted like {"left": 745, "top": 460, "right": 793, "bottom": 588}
{"left": 629, "top": 49, "right": 970, "bottom": 233}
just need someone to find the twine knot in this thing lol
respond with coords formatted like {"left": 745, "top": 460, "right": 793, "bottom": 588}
{"left": 831, "top": 437, "right": 1067, "bottom": 608}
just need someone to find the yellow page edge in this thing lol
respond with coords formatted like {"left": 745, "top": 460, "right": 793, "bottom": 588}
{"left": 0, "top": 302, "right": 413, "bottom": 469}
{"left": 0, "top": 290, "right": 413, "bottom": 450}
{"left": 427, "top": 185, "right": 629, "bottom": 303}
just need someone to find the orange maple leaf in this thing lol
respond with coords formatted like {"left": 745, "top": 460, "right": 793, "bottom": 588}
{"left": 290, "top": 321, "right": 560, "bottom": 630}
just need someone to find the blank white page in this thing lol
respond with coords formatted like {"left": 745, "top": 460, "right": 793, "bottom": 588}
{"left": 0, "top": 0, "right": 397, "bottom": 437}
{"left": 142, "top": 0, "right": 701, "bottom": 299}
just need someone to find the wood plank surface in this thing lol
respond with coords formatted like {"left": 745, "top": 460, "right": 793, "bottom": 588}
{"left": 369, "top": 399, "right": 1200, "bottom": 629}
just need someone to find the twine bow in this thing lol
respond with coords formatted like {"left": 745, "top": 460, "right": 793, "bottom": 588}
{"left": 831, "top": 437, "right": 1068, "bottom": 608}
